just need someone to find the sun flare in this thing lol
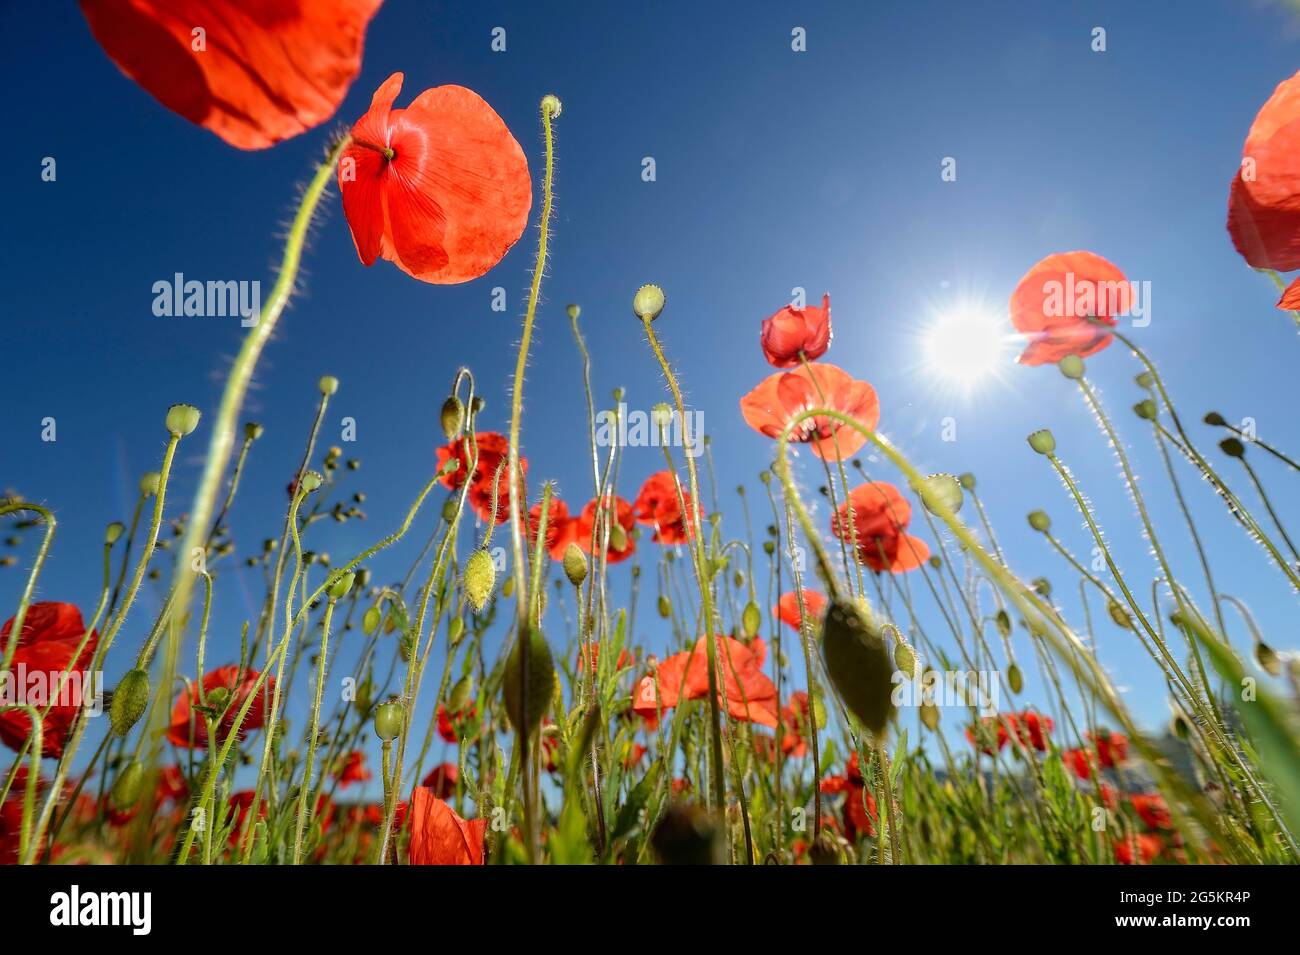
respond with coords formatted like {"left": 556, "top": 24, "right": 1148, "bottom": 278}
{"left": 920, "top": 305, "right": 1011, "bottom": 391}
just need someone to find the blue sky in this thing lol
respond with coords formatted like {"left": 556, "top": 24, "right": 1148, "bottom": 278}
{"left": 3, "top": 1, "right": 1300, "bottom": 766}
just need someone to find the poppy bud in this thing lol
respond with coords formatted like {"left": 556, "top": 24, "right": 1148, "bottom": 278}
{"left": 562, "top": 543, "right": 588, "bottom": 587}
{"left": 541, "top": 93, "right": 563, "bottom": 117}
{"left": 1027, "top": 510, "right": 1051, "bottom": 532}
{"left": 650, "top": 403, "right": 673, "bottom": 432}
{"left": 319, "top": 375, "right": 339, "bottom": 396}
{"left": 928, "top": 555, "right": 942, "bottom": 570}
{"left": 298, "top": 470, "right": 323, "bottom": 494}
{"left": 502, "top": 576, "right": 516, "bottom": 598}
{"left": 916, "top": 473, "right": 963, "bottom": 515}
{"left": 1135, "top": 371, "right": 1155, "bottom": 390}
{"left": 441, "top": 496, "right": 460, "bottom": 522}
{"left": 165, "top": 403, "right": 202, "bottom": 437}
{"left": 206, "top": 686, "right": 230, "bottom": 711}
{"left": 1057, "top": 354, "right": 1085, "bottom": 379}
{"left": 1027, "top": 429, "right": 1056, "bottom": 455}
{"left": 440, "top": 395, "right": 465, "bottom": 440}
{"left": 762, "top": 540, "right": 775, "bottom": 557}
{"left": 1133, "top": 398, "right": 1158, "bottom": 420}
{"left": 1007, "top": 663, "right": 1024, "bottom": 694}
{"left": 1255, "top": 641, "right": 1282, "bottom": 677}
{"left": 920, "top": 700, "right": 941, "bottom": 731}
{"left": 110, "top": 668, "right": 151, "bottom": 736}
{"left": 244, "top": 422, "right": 264, "bottom": 441}
{"left": 398, "top": 630, "right": 416, "bottom": 661}
{"left": 328, "top": 571, "right": 355, "bottom": 600}
{"left": 609, "top": 522, "right": 629, "bottom": 553}
{"left": 362, "top": 605, "right": 381, "bottom": 635}
{"left": 651, "top": 803, "right": 724, "bottom": 865}
{"left": 105, "top": 521, "right": 125, "bottom": 545}
{"left": 821, "top": 598, "right": 894, "bottom": 736}
{"left": 464, "top": 549, "right": 496, "bottom": 612}
{"left": 1219, "top": 437, "right": 1245, "bottom": 458}
{"left": 374, "top": 699, "right": 404, "bottom": 741}
{"left": 111, "top": 760, "right": 147, "bottom": 811}
{"left": 448, "top": 674, "right": 474, "bottom": 713}
{"left": 140, "top": 472, "right": 161, "bottom": 496}
{"left": 503, "top": 628, "right": 556, "bottom": 737}
{"left": 958, "top": 472, "right": 976, "bottom": 491}
{"left": 893, "top": 639, "right": 916, "bottom": 678}
{"left": 657, "top": 595, "right": 672, "bottom": 618}
{"left": 633, "top": 284, "right": 666, "bottom": 322}
{"left": 1107, "top": 599, "right": 1133, "bottom": 630}
{"left": 741, "top": 601, "right": 762, "bottom": 638}
{"left": 1032, "top": 577, "right": 1051, "bottom": 597}
{"left": 567, "top": 304, "right": 580, "bottom": 320}
{"left": 995, "top": 609, "right": 1012, "bottom": 638}
{"left": 1203, "top": 411, "right": 1226, "bottom": 427}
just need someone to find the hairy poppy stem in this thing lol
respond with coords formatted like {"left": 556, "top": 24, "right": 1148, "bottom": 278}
{"left": 0, "top": 503, "right": 56, "bottom": 673}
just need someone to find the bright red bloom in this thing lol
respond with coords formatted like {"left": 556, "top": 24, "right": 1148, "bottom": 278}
{"left": 435, "top": 432, "right": 526, "bottom": 525}
{"left": 334, "top": 750, "right": 371, "bottom": 789}
{"left": 775, "top": 590, "right": 826, "bottom": 630}
{"left": 1098, "top": 782, "right": 1120, "bottom": 811}
{"left": 80, "top": 0, "right": 381, "bottom": 150}
{"left": 421, "top": 762, "right": 458, "bottom": 799}
{"left": 338, "top": 71, "right": 532, "bottom": 284}
{"left": 436, "top": 703, "right": 476, "bottom": 744}
{"left": 740, "top": 362, "right": 879, "bottom": 461}
{"left": 1114, "top": 832, "right": 1163, "bottom": 865}
{"left": 633, "top": 471, "right": 696, "bottom": 545}
{"left": 1130, "top": 793, "right": 1172, "bottom": 831}
{"left": 1062, "top": 747, "right": 1096, "bottom": 781}
{"left": 0, "top": 602, "right": 99, "bottom": 759}
{"left": 760, "top": 293, "right": 832, "bottom": 367}
{"left": 166, "top": 665, "right": 273, "bottom": 749}
{"left": 1009, "top": 251, "right": 1130, "bottom": 366}
{"left": 632, "top": 635, "right": 778, "bottom": 729}
{"left": 407, "top": 787, "right": 487, "bottom": 865}
{"left": 574, "top": 495, "right": 637, "bottom": 565}
{"left": 528, "top": 497, "right": 579, "bottom": 560}
{"left": 967, "top": 711, "right": 1053, "bottom": 754}
{"left": 1228, "top": 71, "right": 1300, "bottom": 274}
{"left": 832, "top": 482, "right": 929, "bottom": 573}
{"left": 819, "top": 754, "right": 877, "bottom": 839}
{"left": 1090, "top": 730, "right": 1129, "bottom": 769}
{"left": 224, "top": 790, "right": 265, "bottom": 845}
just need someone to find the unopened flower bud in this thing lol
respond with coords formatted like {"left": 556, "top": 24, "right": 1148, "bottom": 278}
{"left": 1027, "top": 510, "right": 1051, "bottom": 532}
{"left": 110, "top": 669, "right": 151, "bottom": 736}
{"left": 244, "top": 422, "right": 264, "bottom": 441}
{"left": 821, "top": 599, "right": 894, "bottom": 735}
{"left": 105, "top": 522, "right": 125, "bottom": 545}
{"left": 328, "top": 571, "right": 355, "bottom": 600}
{"left": 464, "top": 549, "right": 496, "bottom": 613}
{"left": 741, "top": 601, "right": 762, "bottom": 638}
{"left": 140, "top": 472, "right": 161, "bottom": 496}
{"left": 1203, "top": 411, "right": 1226, "bottom": 427}
{"left": 440, "top": 395, "right": 465, "bottom": 441}
{"left": 566, "top": 303, "right": 580, "bottom": 320}
{"left": 1057, "top": 354, "right": 1085, "bottom": 379}
{"left": 958, "top": 472, "right": 976, "bottom": 491}
{"left": 1133, "top": 398, "right": 1158, "bottom": 420}
{"left": 1255, "top": 641, "right": 1282, "bottom": 677}
{"left": 448, "top": 675, "right": 474, "bottom": 713}
{"left": 319, "top": 375, "right": 339, "bottom": 396}
{"left": 1219, "top": 437, "right": 1245, "bottom": 458}
{"left": 657, "top": 595, "right": 672, "bottom": 618}
{"left": 541, "top": 93, "right": 563, "bottom": 117}
{"left": 110, "top": 761, "right": 147, "bottom": 811}
{"left": 562, "top": 543, "right": 588, "bottom": 587}
{"left": 503, "top": 628, "right": 556, "bottom": 736}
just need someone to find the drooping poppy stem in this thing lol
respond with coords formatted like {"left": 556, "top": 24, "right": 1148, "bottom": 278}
{"left": 504, "top": 95, "right": 561, "bottom": 865}
{"left": 0, "top": 502, "right": 56, "bottom": 673}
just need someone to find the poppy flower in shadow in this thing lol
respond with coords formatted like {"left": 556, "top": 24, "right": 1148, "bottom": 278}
{"left": 632, "top": 635, "right": 778, "bottom": 729}
{"left": 1228, "top": 71, "right": 1300, "bottom": 278}
{"left": 0, "top": 602, "right": 98, "bottom": 759}
{"left": 831, "top": 482, "right": 929, "bottom": 573}
{"left": 819, "top": 753, "right": 877, "bottom": 839}
{"left": 338, "top": 72, "right": 532, "bottom": 283}
{"left": 740, "top": 363, "right": 879, "bottom": 460}
{"left": 761, "top": 294, "right": 832, "bottom": 368}
{"left": 407, "top": 786, "right": 487, "bottom": 865}
{"left": 775, "top": 590, "right": 827, "bottom": 630}
{"left": 633, "top": 471, "right": 695, "bottom": 545}
{"left": 80, "top": 0, "right": 382, "bottom": 149}
{"left": 436, "top": 432, "right": 526, "bottom": 525}
{"left": 420, "top": 763, "right": 458, "bottom": 799}
{"left": 166, "top": 665, "right": 273, "bottom": 749}
{"left": 1009, "top": 251, "right": 1129, "bottom": 366}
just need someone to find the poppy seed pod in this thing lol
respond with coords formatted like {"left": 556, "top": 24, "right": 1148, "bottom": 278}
{"left": 958, "top": 472, "right": 976, "bottom": 491}
{"left": 440, "top": 395, "right": 465, "bottom": 441}
{"left": 464, "top": 549, "right": 496, "bottom": 612}
{"left": 503, "top": 628, "right": 555, "bottom": 737}
{"left": 139, "top": 472, "right": 161, "bottom": 496}
{"left": 105, "top": 521, "right": 125, "bottom": 545}
{"left": 633, "top": 284, "right": 666, "bottom": 322}
{"left": 1133, "top": 398, "right": 1158, "bottom": 420}
{"left": 917, "top": 473, "right": 963, "bottom": 516}
{"left": 562, "top": 543, "right": 588, "bottom": 587}
{"left": 1032, "top": 577, "right": 1051, "bottom": 598}
{"left": 1027, "top": 510, "right": 1051, "bottom": 532}
{"left": 566, "top": 303, "right": 580, "bottom": 320}
{"left": 1027, "top": 429, "right": 1056, "bottom": 455}
{"left": 319, "top": 375, "right": 339, "bottom": 396}
{"left": 298, "top": 470, "right": 323, "bottom": 494}
{"left": 1219, "top": 437, "right": 1246, "bottom": 458}
{"left": 373, "top": 699, "right": 404, "bottom": 741}
{"left": 110, "top": 668, "right": 151, "bottom": 736}
{"left": 110, "top": 761, "right": 147, "bottom": 811}
{"left": 165, "top": 403, "right": 202, "bottom": 437}
{"left": 1203, "top": 411, "right": 1227, "bottom": 427}
{"left": 1057, "top": 354, "right": 1085, "bottom": 379}
{"left": 540, "top": 93, "right": 563, "bottom": 117}
{"left": 244, "top": 422, "right": 264, "bottom": 441}
{"left": 821, "top": 599, "right": 895, "bottom": 736}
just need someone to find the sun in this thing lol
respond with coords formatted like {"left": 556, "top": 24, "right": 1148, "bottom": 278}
{"left": 920, "top": 304, "right": 1011, "bottom": 392}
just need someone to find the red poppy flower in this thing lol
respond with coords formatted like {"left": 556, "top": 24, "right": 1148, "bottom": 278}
{"left": 224, "top": 790, "right": 265, "bottom": 846}
{"left": 421, "top": 762, "right": 458, "bottom": 799}
{"left": 632, "top": 635, "right": 778, "bottom": 729}
{"left": 1114, "top": 832, "right": 1163, "bottom": 865}
{"left": 528, "top": 497, "right": 579, "bottom": 560}
{"left": 832, "top": 482, "right": 929, "bottom": 573}
{"left": 1090, "top": 730, "right": 1129, "bottom": 769}
{"left": 775, "top": 590, "right": 827, "bottom": 630}
{"left": 965, "top": 717, "right": 1009, "bottom": 755}
{"left": 574, "top": 495, "right": 637, "bottom": 565}
{"left": 760, "top": 294, "right": 832, "bottom": 368}
{"left": 334, "top": 750, "right": 371, "bottom": 789}
{"left": 103, "top": 793, "right": 138, "bottom": 828}
{"left": 1009, "top": 251, "right": 1130, "bottom": 366}
{"left": 156, "top": 765, "right": 189, "bottom": 806}
{"left": 1098, "top": 782, "right": 1120, "bottom": 811}
{"left": 740, "top": 363, "right": 879, "bottom": 460}
{"left": 1129, "top": 793, "right": 1172, "bottom": 831}
{"left": 0, "top": 602, "right": 99, "bottom": 759}
{"left": 967, "top": 712, "right": 1053, "bottom": 754}
{"left": 1227, "top": 71, "right": 1300, "bottom": 276}
{"left": 338, "top": 71, "right": 532, "bottom": 284}
{"left": 80, "top": 0, "right": 381, "bottom": 150}
{"left": 632, "top": 471, "right": 696, "bottom": 545}
{"left": 166, "top": 665, "right": 273, "bottom": 749}
{"left": 819, "top": 754, "right": 877, "bottom": 840}
{"left": 1062, "top": 747, "right": 1096, "bottom": 781}
{"left": 435, "top": 703, "right": 476, "bottom": 744}
{"left": 623, "top": 743, "right": 647, "bottom": 769}
{"left": 407, "top": 786, "right": 487, "bottom": 865}
{"left": 779, "top": 691, "right": 813, "bottom": 758}
{"left": 435, "top": 432, "right": 526, "bottom": 525}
